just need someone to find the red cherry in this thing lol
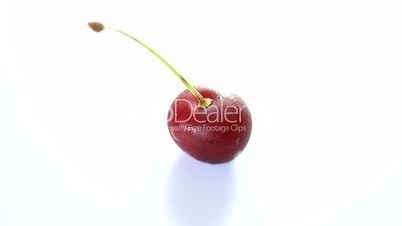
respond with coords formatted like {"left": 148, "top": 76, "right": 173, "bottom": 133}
{"left": 89, "top": 22, "right": 252, "bottom": 163}
{"left": 168, "top": 87, "right": 252, "bottom": 163}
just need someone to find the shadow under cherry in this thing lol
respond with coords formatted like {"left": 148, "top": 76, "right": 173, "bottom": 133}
{"left": 167, "top": 154, "right": 236, "bottom": 226}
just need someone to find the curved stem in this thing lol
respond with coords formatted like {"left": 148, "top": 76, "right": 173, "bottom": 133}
{"left": 105, "top": 26, "right": 212, "bottom": 108}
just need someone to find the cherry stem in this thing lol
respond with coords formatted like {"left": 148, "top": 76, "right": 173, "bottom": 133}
{"left": 88, "top": 22, "right": 212, "bottom": 108}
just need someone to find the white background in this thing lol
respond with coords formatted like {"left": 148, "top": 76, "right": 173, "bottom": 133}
{"left": 1, "top": 0, "right": 402, "bottom": 225}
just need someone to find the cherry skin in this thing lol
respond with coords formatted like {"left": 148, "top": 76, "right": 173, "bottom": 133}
{"left": 168, "top": 87, "right": 252, "bottom": 164}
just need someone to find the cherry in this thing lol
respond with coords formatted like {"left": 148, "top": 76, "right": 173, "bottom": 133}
{"left": 168, "top": 87, "right": 252, "bottom": 163}
{"left": 88, "top": 22, "right": 252, "bottom": 164}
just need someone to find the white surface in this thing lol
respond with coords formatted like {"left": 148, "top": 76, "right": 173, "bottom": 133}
{"left": 1, "top": 0, "right": 402, "bottom": 225}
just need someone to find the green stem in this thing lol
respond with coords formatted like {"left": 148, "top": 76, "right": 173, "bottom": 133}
{"left": 106, "top": 26, "right": 212, "bottom": 108}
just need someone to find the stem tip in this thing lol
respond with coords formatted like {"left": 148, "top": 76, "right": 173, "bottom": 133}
{"left": 88, "top": 22, "right": 104, "bottom": 32}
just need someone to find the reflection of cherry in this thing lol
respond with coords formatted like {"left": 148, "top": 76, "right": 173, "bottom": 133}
{"left": 89, "top": 22, "right": 252, "bottom": 163}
